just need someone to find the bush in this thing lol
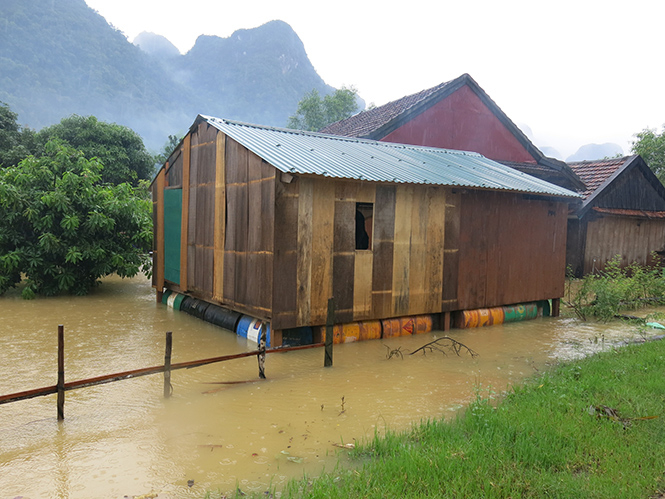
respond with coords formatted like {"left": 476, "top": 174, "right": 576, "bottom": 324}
{"left": 565, "top": 255, "right": 665, "bottom": 321}
{"left": 0, "top": 140, "right": 152, "bottom": 297}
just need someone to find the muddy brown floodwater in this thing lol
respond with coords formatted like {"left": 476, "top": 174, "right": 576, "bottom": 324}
{"left": 0, "top": 275, "right": 661, "bottom": 498}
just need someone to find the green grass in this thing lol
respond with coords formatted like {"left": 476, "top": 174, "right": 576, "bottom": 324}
{"left": 279, "top": 340, "right": 665, "bottom": 498}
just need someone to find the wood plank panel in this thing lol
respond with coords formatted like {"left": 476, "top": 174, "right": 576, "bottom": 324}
{"left": 179, "top": 134, "right": 191, "bottom": 291}
{"left": 310, "top": 178, "right": 335, "bottom": 324}
{"left": 457, "top": 191, "right": 487, "bottom": 309}
{"left": 213, "top": 133, "right": 226, "bottom": 301}
{"left": 424, "top": 186, "right": 446, "bottom": 313}
{"left": 392, "top": 185, "right": 414, "bottom": 316}
{"left": 154, "top": 169, "right": 165, "bottom": 291}
{"left": 272, "top": 178, "right": 298, "bottom": 329}
{"left": 441, "top": 190, "right": 460, "bottom": 312}
{"left": 353, "top": 251, "right": 373, "bottom": 320}
{"left": 333, "top": 196, "right": 355, "bottom": 323}
{"left": 371, "top": 185, "right": 396, "bottom": 318}
{"left": 297, "top": 177, "right": 314, "bottom": 325}
{"left": 407, "top": 185, "right": 428, "bottom": 315}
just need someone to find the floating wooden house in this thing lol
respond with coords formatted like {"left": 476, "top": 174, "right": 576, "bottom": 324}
{"left": 151, "top": 115, "right": 578, "bottom": 345}
{"left": 566, "top": 155, "right": 665, "bottom": 275}
{"left": 321, "top": 73, "right": 585, "bottom": 192}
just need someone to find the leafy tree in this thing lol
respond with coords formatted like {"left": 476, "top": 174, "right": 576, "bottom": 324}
{"left": 0, "top": 102, "right": 37, "bottom": 168}
{"left": 37, "top": 115, "right": 155, "bottom": 185}
{"left": 153, "top": 134, "right": 183, "bottom": 166}
{"left": 287, "top": 86, "right": 359, "bottom": 131}
{"left": 0, "top": 140, "right": 152, "bottom": 298}
{"left": 632, "top": 125, "right": 665, "bottom": 183}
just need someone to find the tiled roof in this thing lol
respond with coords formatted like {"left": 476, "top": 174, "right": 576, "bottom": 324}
{"left": 203, "top": 116, "right": 579, "bottom": 198}
{"left": 592, "top": 207, "right": 665, "bottom": 219}
{"left": 320, "top": 80, "right": 455, "bottom": 137}
{"left": 568, "top": 157, "right": 629, "bottom": 200}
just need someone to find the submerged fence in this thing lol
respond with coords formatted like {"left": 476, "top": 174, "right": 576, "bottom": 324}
{"left": 0, "top": 321, "right": 333, "bottom": 420}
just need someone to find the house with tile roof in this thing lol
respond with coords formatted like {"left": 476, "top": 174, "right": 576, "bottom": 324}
{"left": 321, "top": 73, "right": 585, "bottom": 192}
{"left": 566, "top": 155, "right": 665, "bottom": 276}
{"left": 151, "top": 115, "right": 579, "bottom": 345}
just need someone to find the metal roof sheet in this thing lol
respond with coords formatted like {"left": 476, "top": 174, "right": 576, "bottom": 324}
{"left": 203, "top": 116, "right": 580, "bottom": 198}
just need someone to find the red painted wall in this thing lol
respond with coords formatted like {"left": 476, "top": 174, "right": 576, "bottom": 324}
{"left": 382, "top": 85, "right": 536, "bottom": 164}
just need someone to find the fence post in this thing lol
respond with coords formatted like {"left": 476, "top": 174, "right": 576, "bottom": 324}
{"left": 258, "top": 324, "right": 266, "bottom": 379}
{"left": 57, "top": 324, "right": 65, "bottom": 421}
{"left": 164, "top": 331, "right": 172, "bottom": 398}
{"left": 324, "top": 298, "right": 334, "bottom": 367}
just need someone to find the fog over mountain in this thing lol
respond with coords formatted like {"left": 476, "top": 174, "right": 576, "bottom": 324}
{"left": 0, "top": 0, "right": 336, "bottom": 150}
{"left": 566, "top": 143, "right": 624, "bottom": 163}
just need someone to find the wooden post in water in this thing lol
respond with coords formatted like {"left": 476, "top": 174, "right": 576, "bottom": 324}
{"left": 163, "top": 331, "right": 172, "bottom": 398}
{"left": 57, "top": 324, "right": 65, "bottom": 421}
{"left": 324, "top": 298, "right": 334, "bottom": 367}
{"left": 257, "top": 324, "right": 266, "bottom": 379}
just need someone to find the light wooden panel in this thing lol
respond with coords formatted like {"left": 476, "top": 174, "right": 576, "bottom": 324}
{"left": 153, "top": 169, "right": 165, "bottom": 291}
{"left": 424, "top": 186, "right": 446, "bottom": 313}
{"left": 179, "top": 134, "right": 191, "bottom": 291}
{"left": 297, "top": 177, "right": 314, "bottom": 325}
{"left": 213, "top": 133, "right": 226, "bottom": 301}
{"left": 392, "top": 184, "right": 414, "bottom": 316}
{"left": 310, "top": 178, "right": 335, "bottom": 324}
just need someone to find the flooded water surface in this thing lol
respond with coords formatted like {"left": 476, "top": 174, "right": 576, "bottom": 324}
{"left": 0, "top": 276, "right": 660, "bottom": 498}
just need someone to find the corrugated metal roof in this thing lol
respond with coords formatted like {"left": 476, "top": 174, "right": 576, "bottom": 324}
{"left": 203, "top": 116, "right": 580, "bottom": 198}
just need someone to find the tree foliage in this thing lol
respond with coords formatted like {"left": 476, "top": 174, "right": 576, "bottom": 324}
{"left": 631, "top": 125, "right": 665, "bottom": 183}
{"left": 287, "top": 86, "right": 359, "bottom": 131}
{"left": 0, "top": 140, "right": 153, "bottom": 298}
{"left": 37, "top": 115, "right": 156, "bottom": 185}
{"left": 0, "top": 101, "right": 37, "bottom": 168}
{"left": 153, "top": 134, "right": 183, "bottom": 166}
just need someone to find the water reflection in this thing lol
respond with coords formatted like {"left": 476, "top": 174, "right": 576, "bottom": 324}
{"left": 0, "top": 276, "right": 661, "bottom": 498}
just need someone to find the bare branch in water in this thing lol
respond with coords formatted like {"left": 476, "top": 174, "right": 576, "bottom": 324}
{"left": 409, "top": 336, "right": 478, "bottom": 358}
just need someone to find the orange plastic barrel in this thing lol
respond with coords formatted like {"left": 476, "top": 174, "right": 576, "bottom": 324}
{"left": 317, "top": 320, "right": 382, "bottom": 343}
{"left": 455, "top": 307, "right": 505, "bottom": 329}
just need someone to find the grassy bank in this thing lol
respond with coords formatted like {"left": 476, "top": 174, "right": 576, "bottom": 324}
{"left": 278, "top": 338, "right": 665, "bottom": 498}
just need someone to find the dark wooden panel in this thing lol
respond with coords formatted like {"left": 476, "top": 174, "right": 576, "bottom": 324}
{"left": 457, "top": 191, "right": 487, "bottom": 309}
{"left": 333, "top": 254, "right": 354, "bottom": 323}
{"left": 333, "top": 197, "right": 355, "bottom": 323}
{"left": 272, "top": 178, "right": 298, "bottom": 327}
{"left": 166, "top": 148, "right": 182, "bottom": 187}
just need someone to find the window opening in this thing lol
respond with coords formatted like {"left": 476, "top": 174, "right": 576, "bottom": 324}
{"left": 355, "top": 202, "right": 373, "bottom": 250}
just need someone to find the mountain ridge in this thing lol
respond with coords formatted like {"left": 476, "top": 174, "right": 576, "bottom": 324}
{"left": 0, "top": 0, "right": 336, "bottom": 150}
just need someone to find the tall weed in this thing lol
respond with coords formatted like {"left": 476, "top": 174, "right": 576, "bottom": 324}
{"left": 566, "top": 255, "right": 665, "bottom": 321}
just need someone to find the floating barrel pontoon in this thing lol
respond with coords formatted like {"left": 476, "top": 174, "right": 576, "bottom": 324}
{"left": 455, "top": 302, "right": 543, "bottom": 329}
{"left": 381, "top": 315, "right": 433, "bottom": 338}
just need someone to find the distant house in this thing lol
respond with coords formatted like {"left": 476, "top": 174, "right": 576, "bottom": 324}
{"left": 566, "top": 155, "right": 665, "bottom": 275}
{"left": 150, "top": 115, "right": 578, "bottom": 345}
{"left": 321, "top": 73, "right": 585, "bottom": 192}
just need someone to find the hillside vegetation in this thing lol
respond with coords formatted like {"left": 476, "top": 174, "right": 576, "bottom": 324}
{"left": 0, "top": 0, "right": 336, "bottom": 150}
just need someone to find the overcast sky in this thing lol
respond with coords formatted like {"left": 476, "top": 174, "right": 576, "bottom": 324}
{"left": 85, "top": 0, "right": 664, "bottom": 159}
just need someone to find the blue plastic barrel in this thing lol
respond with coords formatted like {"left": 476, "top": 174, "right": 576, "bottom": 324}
{"left": 236, "top": 315, "right": 271, "bottom": 347}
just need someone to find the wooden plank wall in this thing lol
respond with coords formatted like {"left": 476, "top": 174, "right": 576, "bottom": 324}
{"left": 186, "top": 123, "right": 216, "bottom": 296}
{"left": 151, "top": 170, "right": 165, "bottom": 291}
{"left": 224, "top": 137, "right": 275, "bottom": 317}
{"left": 272, "top": 178, "right": 449, "bottom": 330}
{"left": 584, "top": 216, "right": 665, "bottom": 273}
{"left": 457, "top": 191, "right": 567, "bottom": 309}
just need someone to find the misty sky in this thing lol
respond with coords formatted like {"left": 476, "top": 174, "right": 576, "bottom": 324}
{"left": 85, "top": 0, "right": 665, "bottom": 159}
